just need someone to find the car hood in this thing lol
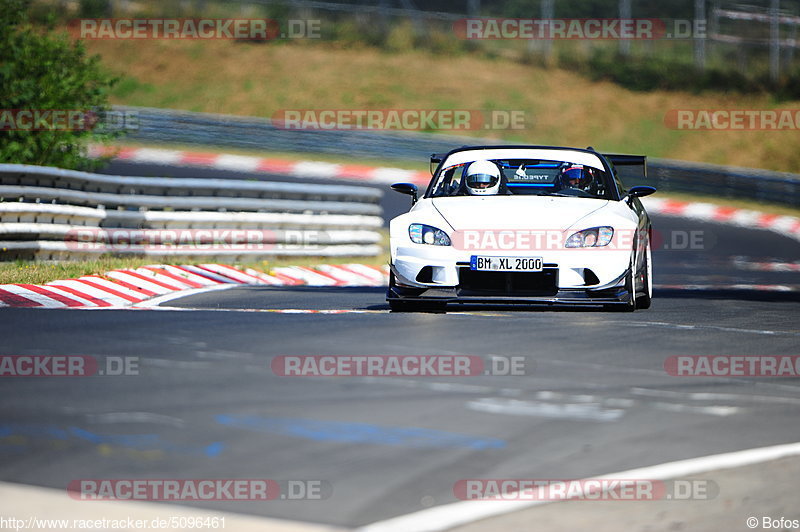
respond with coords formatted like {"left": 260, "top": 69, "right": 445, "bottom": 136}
{"left": 431, "top": 196, "right": 610, "bottom": 232}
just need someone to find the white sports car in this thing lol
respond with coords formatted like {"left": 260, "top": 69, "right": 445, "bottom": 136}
{"left": 387, "top": 145, "right": 656, "bottom": 311}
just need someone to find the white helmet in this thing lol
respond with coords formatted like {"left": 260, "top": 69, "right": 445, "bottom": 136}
{"left": 465, "top": 160, "right": 501, "bottom": 196}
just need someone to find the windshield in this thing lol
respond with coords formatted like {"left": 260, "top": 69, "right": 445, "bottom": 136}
{"left": 429, "top": 158, "right": 614, "bottom": 199}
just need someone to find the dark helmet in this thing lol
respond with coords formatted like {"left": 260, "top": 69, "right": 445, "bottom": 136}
{"left": 560, "top": 165, "right": 590, "bottom": 188}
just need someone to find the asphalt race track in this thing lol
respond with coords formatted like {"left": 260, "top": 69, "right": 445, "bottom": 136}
{"left": 0, "top": 161, "right": 798, "bottom": 528}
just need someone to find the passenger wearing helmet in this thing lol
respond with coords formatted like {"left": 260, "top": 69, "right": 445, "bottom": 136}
{"left": 465, "top": 160, "right": 501, "bottom": 196}
{"left": 560, "top": 165, "right": 590, "bottom": 190}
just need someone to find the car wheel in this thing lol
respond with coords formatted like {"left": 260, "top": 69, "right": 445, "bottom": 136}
{"left": 636, "top": 238, "right": 652, "bottom": 310}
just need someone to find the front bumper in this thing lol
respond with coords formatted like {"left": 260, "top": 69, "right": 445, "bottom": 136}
{"left": 387, "top": 269, "right": 632, "bottom": 307}
{"left": 388, "top": 245, "right": 631, "bottom": 306}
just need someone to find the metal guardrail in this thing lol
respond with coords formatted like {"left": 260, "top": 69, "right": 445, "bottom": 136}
{"left": 644, "top": 160, "right": 800, "bottom": 207}
{"left": 120, "top": 106, "right": 489, "bottom": 162}
{"left": 0, "top": 164, "right": 383, "bottom": 261}
{"left": 119, "top": 106, "right": 800, "bottom": 208}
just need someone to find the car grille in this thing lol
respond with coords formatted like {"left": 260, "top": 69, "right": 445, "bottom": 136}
{"left": 457, "top": 267, "right": 558, "bottom": 296}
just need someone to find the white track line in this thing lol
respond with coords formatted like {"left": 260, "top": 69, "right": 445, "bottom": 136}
{"left": 134, "top": 284, "right": 239, "bottom": 308}
{"left": 356, "top": 441, "right": 800, "bottom": 532}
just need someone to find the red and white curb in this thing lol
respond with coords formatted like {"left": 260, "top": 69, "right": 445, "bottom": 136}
{"left": 656, "top": 283, "right": 800, "bottom": 292}
{"left": 642, "top": 197, "right": 800, "bottom": 242}
{"left": 0, "top": 263, "right": 390, "bottom": 309}
{"left": 731, "top": 257, "right": 800, "bottom": 272}
{"left": 89, "top": 145, "right": 431, "bottom": 186}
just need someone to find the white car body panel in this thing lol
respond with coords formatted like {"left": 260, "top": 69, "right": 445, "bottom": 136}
{"left": 391, "top": 196, "right": 637, "bottom": 289}
{"left": 387, "top": 146, "right": 654, "bottom": 309}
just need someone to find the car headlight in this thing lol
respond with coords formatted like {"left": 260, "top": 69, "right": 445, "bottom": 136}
{"left": 409, "top": 224, "right": 451, "bottom": 246}
{"left": 565, "top": 227, "right": 614, "bottom": 248}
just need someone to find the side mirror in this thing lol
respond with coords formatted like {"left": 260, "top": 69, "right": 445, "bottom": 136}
{"left": 391, "top": 182, "right": 418, "bottom": 204}
{"left": 430, "top": 154, "right": 443, "bottom": 176}
{"left": 627, "top": 186, "right": 656, "bottom": 199}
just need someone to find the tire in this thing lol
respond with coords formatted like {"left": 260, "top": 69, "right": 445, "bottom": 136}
{"left": 636, "top": 238, "right": 652, "bottom": 310}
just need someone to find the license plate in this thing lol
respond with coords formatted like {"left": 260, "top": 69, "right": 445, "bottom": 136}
{"left": 470, "top": 256, "right": 543, "bottom": 272}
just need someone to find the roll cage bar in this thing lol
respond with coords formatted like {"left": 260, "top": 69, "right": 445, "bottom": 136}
{"left": 426, "top": 145, "right": 647, "bottom": 201}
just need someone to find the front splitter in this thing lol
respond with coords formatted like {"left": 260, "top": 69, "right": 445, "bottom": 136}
{"left": 386, "top": 285, "right": 633, "bottom": 307}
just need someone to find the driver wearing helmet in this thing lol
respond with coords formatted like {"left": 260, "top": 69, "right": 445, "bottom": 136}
{"left": 465, "top": 160, "right": 501, "bottom": 196}
{"left": 560, "top": 165, "right": 590, "bottom": 190}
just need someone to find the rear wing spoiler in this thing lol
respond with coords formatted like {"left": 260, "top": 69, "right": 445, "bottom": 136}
{"left": 602, "top": 154, "right": 647, "bottom": 179}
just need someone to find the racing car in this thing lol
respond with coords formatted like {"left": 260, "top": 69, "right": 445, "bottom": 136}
{"left": 386, "top": 145, "right": 656, "bottom": 311}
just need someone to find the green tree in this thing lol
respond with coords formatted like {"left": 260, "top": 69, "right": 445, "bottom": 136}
{"left": 0, "top": 0, "right": 118, "bottom": 169}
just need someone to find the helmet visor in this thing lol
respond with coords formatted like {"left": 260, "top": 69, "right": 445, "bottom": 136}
{"left": 562, "top": 168, "right": 585, "bottom": 184}
{"left": 467, "top": 173, "right": 499, "bottom": 189}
